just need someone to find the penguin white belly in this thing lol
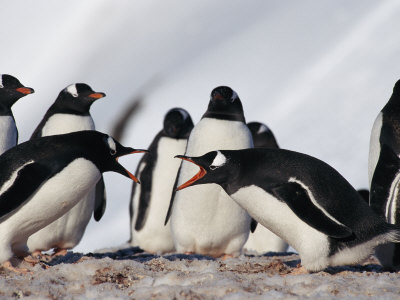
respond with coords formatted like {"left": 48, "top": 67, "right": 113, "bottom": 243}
{"left": 0, "top": 159, "right": 100, "bottom": 262}
{"left": 230, "top": 185, "right": 330, "bottom": 271}
{"left": 244, "top": 225, "right": 288, "bottom": 253}
{"left": 132, "top": 137, "right": 186, "bottom": 253}
{"left": 171, "top": 118, "right": 253, "bottom": 257}
{"left": 368, "top": 112, "right": 383, "bottom": 186}
{"left": 0, "top": 116, "right": 17, "bottom": 155}
{"left": 27, "top": 114, "right": 96, "bottom": 251}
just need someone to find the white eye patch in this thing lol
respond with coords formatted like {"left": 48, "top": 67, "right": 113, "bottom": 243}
{"left": 257, "top": 124, "right": 268, "bottom": 135}
{"left": 107, "top": 137, "right": 117, "bottom": 154}
{"left": 231, "top": 91, "right": 238, "bottom": 102}
{"left": 0, "top": 75, "right": 3, "bottom": 88}
{"left": 178, "top": 109, "right": 189, "bottom": 120}
{"left": 66, "top": 84, "right": 78, "bottom": 97}
{"left": 210, "top": 151, "right": 227, "bottom": 169}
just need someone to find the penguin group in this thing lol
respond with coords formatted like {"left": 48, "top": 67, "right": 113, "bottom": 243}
{"left": 1, "top": 73, "right": 400, "bottom": 274}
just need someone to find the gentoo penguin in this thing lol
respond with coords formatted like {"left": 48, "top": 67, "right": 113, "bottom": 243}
{"left": 175, "top": 149, "right": 400, "bottom": 272}
{"left": 244, "top": 122, "right": 288, "bottom": 254}
{"left": 369, "top": 79, "right": 400, "bottom": 270}
{"left": 130, "top": 108, "right": 194, "bottom": 253}
{"left": 27, "top": 83, "right": 106, "bottom": 255}
{"left": 165, "top": 86, "right": 253, "bottom": 258}
{"left": 0, "top": 130, "right": 147, "bottom": 271}
{"left": 0, "top": 74, "right": 34, "bottom": 154}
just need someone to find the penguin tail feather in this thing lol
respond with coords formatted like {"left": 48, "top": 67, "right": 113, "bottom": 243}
{"left": 384, "top": 224, "right": 400, "bottom": 243}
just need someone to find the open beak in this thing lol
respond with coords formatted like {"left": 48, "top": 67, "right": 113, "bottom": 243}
{"left": 89, "top": 92, "right": 106, "bottom": 99}
{"left": 116, "top": 149, "right": 149, "bottom": 183}
{"left": 16, "top": 87, "right": 34, "bottom": 95}
{"left": 175, "top": 155, "right": 207, "bottom": 191}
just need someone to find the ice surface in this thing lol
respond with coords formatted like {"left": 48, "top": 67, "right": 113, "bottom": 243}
{"left": 1, "top": 248, "right": 399, "bottom": 299}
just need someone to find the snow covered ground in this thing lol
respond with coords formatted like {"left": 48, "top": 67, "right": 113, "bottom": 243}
{"left": 1, "top": 248, "right": 399, "bottom": 299}
{"left": 1, "top": 0, "right": 400, "bottom": 255}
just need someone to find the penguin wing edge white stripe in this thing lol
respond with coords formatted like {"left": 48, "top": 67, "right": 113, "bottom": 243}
{"left": 0, "top": 160, "right": 35, "bottom": 195}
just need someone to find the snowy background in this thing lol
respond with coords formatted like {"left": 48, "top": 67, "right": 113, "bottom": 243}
{"left": 1, "top": 0, "right": 400, "bottom": 253}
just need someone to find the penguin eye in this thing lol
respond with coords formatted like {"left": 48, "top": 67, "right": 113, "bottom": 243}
{"left": 110, "top": 149, "right": 116, "bottom": 155}
{"left": 210, "top": 165, "right": 218, "bottom": 170}
{"left": 0, "top": 84, "right": 3, "bottom": 89}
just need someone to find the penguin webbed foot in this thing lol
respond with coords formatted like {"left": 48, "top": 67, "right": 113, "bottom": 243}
{"left": 1, "top": 260, "right": 32, "bottom": 274}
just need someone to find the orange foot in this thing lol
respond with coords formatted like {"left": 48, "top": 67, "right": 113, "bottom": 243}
{"left": 289, "top": 265, "right": 308, "bottom": 275}
{"left": 220, "top": 254, "right": 234, "bottom": 261}
{"left": 2, "top": 260, "right": 31, "bottom": 274}
{"left": 52, "top": 248, "right": 68, "bottom": 257}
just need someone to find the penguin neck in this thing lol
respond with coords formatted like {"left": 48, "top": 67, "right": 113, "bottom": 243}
{"left": 48, "top": 101, "right": 91, "bottom": 116}
{"left": 0, "top": 103, "right": 13, "bottom": 117}
{"left": 201, "top": 111, "right": 245, "bottom": 122}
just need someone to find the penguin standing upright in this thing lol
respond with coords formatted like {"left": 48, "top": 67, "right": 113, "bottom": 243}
{"left": 369, "top": 79, "right": 400, "bottom": 270}
{"left": 0, "top": 130, "right": 146, "bottom": 272}
{"left": 175, "top": 148, "right": 400, "bottom": 272}
{"left": 0, "top": 74, "right": 34, "bottom": 154}
{"left": 27, "top": 83, "right": 106, "bottom": 255}
{"left": 165, "top": 86, "right": 253, "bottom": 258}
{"left": 243, "top": 122, "right": 288, "bottom": 253}
{"left": 130, "top": 108, "right": 194, "bottom": 253}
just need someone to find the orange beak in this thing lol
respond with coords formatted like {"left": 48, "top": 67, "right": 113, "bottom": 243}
{"left": 116, "top": 149, "right": 149, "bottom": 183}
{"left": 175, "top": 156, "right": 207, "bottom": 191}
{"left": 16, "top": 87, "right": 34, "bottom": 95}
{"left": 89, "top": 92, "right": 106, "bottom": 99}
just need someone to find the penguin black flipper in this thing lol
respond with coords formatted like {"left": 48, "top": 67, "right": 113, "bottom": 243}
{"left": 250, "top": 219, "right": 258, "bottom": 233}
{"left": 164, "top": 162, "right": 182, "bottom": 226}
{"left": 370, "top": 144, "right": 400, "bottom": 216}
{"left": 271, "top": 182, "right": 353, "bottom": 239}
{"left": 93, "top": 176, "right": 106, "bottom": 221}
{"left": 0, "top": 162, "right": 53, "bottom": 218}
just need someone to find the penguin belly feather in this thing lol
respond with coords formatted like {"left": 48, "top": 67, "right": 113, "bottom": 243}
{"left": 0, "top": 158, "right": 100, "bottom": 262}
{"left": 171, "top": 118, "right": 252, "bottom": 257}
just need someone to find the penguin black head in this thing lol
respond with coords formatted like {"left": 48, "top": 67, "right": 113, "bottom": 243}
{"left": 0, "top": 74, "right": 34, "bottom": 108}
{"left": 202, "top": 86, "right": 245, "bottom": 122}
{"left": 54, "top": 83, "right": 105, "bottom": 114}
{"left": 175, "top": 150, "right": 236, "bottom": 190}
{"left": 82, "top": 132, "right": 148, "bottom": 183}
{"left": 163, "top": 108, "right": 194, "bottom": 139}
{"left": 247, "top": 122, "right": 279, "bottom": 149}
{"left": 393, "top": 79, "right": 400, "bottom": 95}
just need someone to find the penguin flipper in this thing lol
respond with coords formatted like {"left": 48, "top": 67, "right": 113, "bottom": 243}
{"left": 271, "top": 182, "right": 353, "bottom": 239}
{"left": 164, "top": 162, "right": 182, "bottom": 226}
{"left": 250, "top": 218, "right": 258, "bottom": 233}
{"left": 0, "top": 162, "right": 53, "bottom": 218}
{"left": 93, "top": 176, "right": 106, "bottom": 221}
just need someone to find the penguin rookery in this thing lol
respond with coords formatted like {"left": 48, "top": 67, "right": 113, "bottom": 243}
{"left": 0, "top": 130, "right": 147, "bottom": 273}
{"left": 175, "top": 148, "right": 400, "bottom": 272}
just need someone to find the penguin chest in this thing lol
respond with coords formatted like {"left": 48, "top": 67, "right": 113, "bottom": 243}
{"left": 0, "top": 116, "right": 17, "bottom": 154}
{"left": 3, "top": 158, "right": 101, "bottom": 242}
{"left": 230, "top": 186, "right": 329, "bottom": 260}
{"left": 41, "top": 114, "right": 95, "bottom": 136}
{"left": 132, "top": 137, "right": 186, "bottom": 253}
{"left": 368, "top": 112, "right": 383, "bottom": 185}
{"left": 171, "top": 119, "right": 253, "bottom": 255}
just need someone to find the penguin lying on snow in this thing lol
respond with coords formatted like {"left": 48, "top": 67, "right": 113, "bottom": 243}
{"left": 175, "top": 148, "right": 400, "bottom": 272}
{"left": 27, "top": 83, "right": 107, "bottom": 256}
{"left": 0, "top": 130, "right": 147, "bottom": 272}
{"left": 130, "top": 108, "right": 194, "bottom": 253}
{"left": 0, "top": 74, "right": 34, "bottom": 154}
{"left": 369, "top": 79, "right": 400, "bottom": 270}
{"left": 244, "top": 122, "right": 288, "bottom": 253}
{"left": 165, "top": 86, "right": 253, "bottom": 258}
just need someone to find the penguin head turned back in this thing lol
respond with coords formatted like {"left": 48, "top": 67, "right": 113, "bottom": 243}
{"left": 175, "top": 150, "right": 236, "bottom": 191}
{"left": 70, "top": 131, "right": 147, "bottom": 182}
{"left": 247, "top": 122, "right": 279, "bottom": 149}
{"left": 163, "top": 108, "right": 194, "bottom": 139}
{"left": 202, "top": 86, "right": 246, "bottom": 122}
{"left": 0, "top": 74, "right": 34, "bottom": 108}
{"left": 53, "top": 83, "right": 105, "bottom": 114}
